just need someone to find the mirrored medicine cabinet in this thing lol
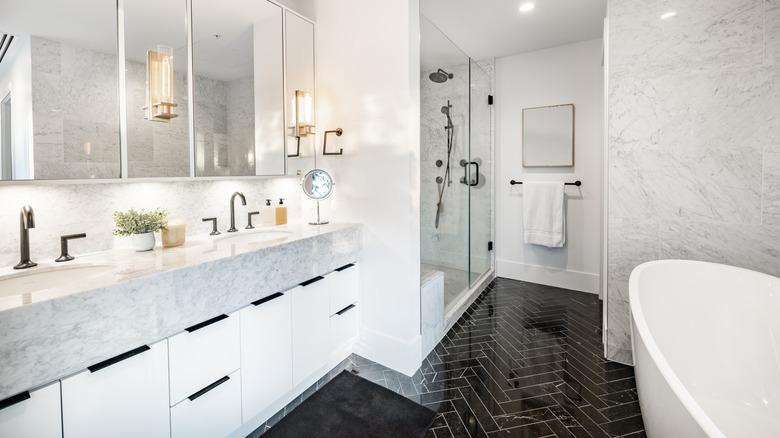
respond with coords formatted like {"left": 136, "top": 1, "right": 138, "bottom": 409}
{"left": 0, "top": 0, "right": 315, "bottom": 181}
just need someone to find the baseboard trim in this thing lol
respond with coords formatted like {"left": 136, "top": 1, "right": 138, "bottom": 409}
{"left": 352, "top": 327, "right": 422, "bottom": 377}
{"left": 496, "top": 260, "right": 600, "bottom": 294}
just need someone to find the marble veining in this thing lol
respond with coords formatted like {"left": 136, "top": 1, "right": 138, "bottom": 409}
{"left": 0, "top": 222, "right": 362, "bottom": 399}
{"left": 606, "top": 0, "right": 780, "bottom": 363}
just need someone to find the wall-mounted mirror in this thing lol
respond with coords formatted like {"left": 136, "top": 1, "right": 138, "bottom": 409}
{"left": 193, "top": 0, "right": 285, "bottom": 177}
{"left": 124, "top": 0, "right": 190, "bottom": 178}
{"left": 522, "top": 103, "right": 574, "bottom": 167}
{"left": 0, "top": 0, "right": 121, "bottom": 180}
{"left": 285, "top": 11, "right": 315, "bottom": 176}
{"left": 0, "top": 0, "right": 312, "bottom": 181}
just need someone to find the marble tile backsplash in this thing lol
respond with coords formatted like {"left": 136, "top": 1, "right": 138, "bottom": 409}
{"left": 0, "top": 178, "right": 302, "bottom": 268}
{"left": 606, "top": 0, "right": 780, "bottom": 364}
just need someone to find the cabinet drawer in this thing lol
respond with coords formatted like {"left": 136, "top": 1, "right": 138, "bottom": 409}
{"left": 170, "top": 370, "right": 241, "bottom": 438}
{"left": 0, "top": 382, "right": 62, "bottom": 438}
{"left": 291, "top": 276, "right": 330, "bottom": 387}
{"left": 330, "top": 303, "right": 359, "bottom": 357}
{"left": 61, "top": 341, "right": 170, "bottom": 438}
{"left": 329, "top": 263, "right": 358, "bottom": 315}
{"left": 168, "top": 311, "right": 240, "bottom": 405}
{"left": 240, "top": 291, "right": 293, "bottom": 420}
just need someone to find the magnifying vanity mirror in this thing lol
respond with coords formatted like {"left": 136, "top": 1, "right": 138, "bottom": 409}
{"left": 0, "top": 0, "right": 314, "bottom": 181}
{"left": 302, "top": 169, "right": 333, "bottom": 225}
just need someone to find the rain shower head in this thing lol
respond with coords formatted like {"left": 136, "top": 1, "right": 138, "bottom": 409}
{"left": 429, "top": 68, "right": 454, "bottom": 83}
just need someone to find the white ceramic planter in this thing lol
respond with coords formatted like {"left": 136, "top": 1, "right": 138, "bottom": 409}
{"left": 132, "top": 232, "right": 155, "bottom": 252}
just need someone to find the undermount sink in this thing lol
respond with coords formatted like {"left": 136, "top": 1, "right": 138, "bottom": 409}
{"left": 213, "top": 230, "right": 290, "bottom": 246}
{"left": 0, "top": 263, "right": 116, "bottom": 298}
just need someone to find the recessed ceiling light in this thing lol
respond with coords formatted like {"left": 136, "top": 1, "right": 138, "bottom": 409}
{"left": 519, "top": 3, "right": 535, "bottom": 12}
{"left": 660, "top": 11, "right": 677, "bottom": 19}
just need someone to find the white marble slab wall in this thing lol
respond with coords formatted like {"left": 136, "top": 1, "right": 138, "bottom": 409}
{"left": 606, "top": 0, "right": 780, "bottom": 364}
{"left": 0, "top": 178, "right": 302, "bottom": 267}
{"left": 420, "top": 62, "right": 470, "bottom": 271}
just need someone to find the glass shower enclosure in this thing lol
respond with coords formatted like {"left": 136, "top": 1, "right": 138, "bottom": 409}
{"left": 420, "top": 16, "right": 493, "bottom": 319}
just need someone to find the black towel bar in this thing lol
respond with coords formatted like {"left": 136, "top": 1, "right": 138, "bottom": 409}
{"left": 509, "top": 180, "right": 581, "bottom": 186}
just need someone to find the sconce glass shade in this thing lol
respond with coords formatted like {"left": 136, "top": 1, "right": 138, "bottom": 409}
{"left": 146, "top": 45, "right": 178, "bottom": 122}
{"left": 289, "top": 90, "right": 314, "bottom": 137}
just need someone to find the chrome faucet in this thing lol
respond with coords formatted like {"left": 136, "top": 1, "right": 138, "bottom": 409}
{"left": 14, "top": 205, "right": 37, "bottom": 269}
{"left": 228, "top": 192, "right": 247, "bottom": 232}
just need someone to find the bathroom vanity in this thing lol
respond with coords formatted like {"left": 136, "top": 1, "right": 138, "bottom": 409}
{"left": 0, "top": 222, "right": 362, "bottom": 437}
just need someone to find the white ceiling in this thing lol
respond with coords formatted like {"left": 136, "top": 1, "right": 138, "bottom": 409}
{"left": 420, "top": 0, "right": 607, "bottom": 62}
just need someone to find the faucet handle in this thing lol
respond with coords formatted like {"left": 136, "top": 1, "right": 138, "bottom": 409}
{"left": 55, "top": 233, "right": 87, "bottom": 262}
{"left": 202, "top": 217, "right": 220, "bottom": 235}
{"left": 246, "top": 211, "right": 260, "bottom": 229}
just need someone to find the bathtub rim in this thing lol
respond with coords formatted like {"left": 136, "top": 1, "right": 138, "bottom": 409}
{"left": 627, "top": 259, "right": 748, "bottom": 438}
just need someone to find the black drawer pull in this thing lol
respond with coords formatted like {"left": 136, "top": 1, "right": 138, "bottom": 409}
{"left": 335, "top": 263, "right": 355, "bottom": 272}
{"left": 252, "top": 292, "right": 284, "bottom": 306}
{"left": 0, "top": 391, "right": 30, "bottom": 411}
{"left": 300, "top": 276, "right": 324, "bottom": 287}
{"left": 185, "top": 314, "right": 228, "bottom": 333}
{"left": 336, "top": 304, "right": 356, "bottom": 316}
{"left": 188, "top": 376, "right": 230, "bottom": 401}
{"left": 88, "top": 345, "right": 151, "bottom": 373}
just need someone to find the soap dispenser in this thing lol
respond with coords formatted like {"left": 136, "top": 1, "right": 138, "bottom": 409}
{"left": 262, "top": 199, "right": 276, "bottom": 226}
{"left": 276, "top": 198, "right": 288, "bottom": 225}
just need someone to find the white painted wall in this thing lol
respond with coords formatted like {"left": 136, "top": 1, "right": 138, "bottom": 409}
{"left": 308, "top": 0, "right": 423, "bottom": 376}
{"left": 0, "top": 35, "right": 33, "bottom": 179}
{"left": 495, "top": 38, "right": 603, "bottom": 294}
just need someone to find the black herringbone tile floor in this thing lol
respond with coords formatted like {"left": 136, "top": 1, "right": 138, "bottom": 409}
{"left": 354, "top": 277, "right": 646, "bottom": 438}
{"left": 256, "top": 277, "right": 645, "bottom": 437}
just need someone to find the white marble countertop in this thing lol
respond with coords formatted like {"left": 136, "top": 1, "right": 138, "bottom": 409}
{"left": 0, "top": 221, "right": 354, "bottom": 312}
{"left": 0, "top": 221, "right": 362, "bottom": 399}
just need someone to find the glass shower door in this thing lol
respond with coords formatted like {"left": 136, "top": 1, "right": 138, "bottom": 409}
{"left": 469, "top": 60, "right": 492, "bottom": 288}
{"left": 419, "top": 16, "right": 471, "bottom": 314}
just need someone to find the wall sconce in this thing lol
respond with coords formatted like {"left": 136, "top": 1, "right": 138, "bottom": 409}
{"left": 145, "top": 45, "right": 177, "bottom": 122}
{"left": 288, "top": 90, "right": 314, "bottom": 157}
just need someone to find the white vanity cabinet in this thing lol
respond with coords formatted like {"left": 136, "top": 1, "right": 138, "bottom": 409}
{"left": 0, "top": 382, "right": 62, "bottom": 438}
{"left": 291, "top": 276, "right": 331, "bottom": 386}
{"left": 240, "top": 291, "right": 293, "bottom": 420}
{"left": 168, "top": 311, "right": 240, "bottom": 405}
{"left": 61, "top": 340, "right": 170, "bottom": 438}
{"left": 328, "top": 264, "right": 360, "bottom": 360}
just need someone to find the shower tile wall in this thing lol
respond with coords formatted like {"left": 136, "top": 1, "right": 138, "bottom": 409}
{"left": 606, "top": 0, "right": 780, "bottom": 364}
{"left": 421, "top": 62, "right": 470, "bottom": 270}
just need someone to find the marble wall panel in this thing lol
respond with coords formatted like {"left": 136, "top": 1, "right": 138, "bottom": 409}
{"left": 606, "top": 0, "right": 780, "bottom": 364}
{"left": 610, "top": 0, "right": 763, "bottom": 74}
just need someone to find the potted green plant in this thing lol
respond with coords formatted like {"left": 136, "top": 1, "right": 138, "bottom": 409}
{"left": 113, "top": 208, "right": 169, "bottom": 252}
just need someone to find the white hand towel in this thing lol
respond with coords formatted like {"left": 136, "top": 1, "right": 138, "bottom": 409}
{"left": 523, "top": 181, "right": 565, "bottom": 248}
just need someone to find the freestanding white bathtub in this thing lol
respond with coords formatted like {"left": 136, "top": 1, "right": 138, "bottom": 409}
{"left": 629, "top": 260, "right": 780, "bottom": 438}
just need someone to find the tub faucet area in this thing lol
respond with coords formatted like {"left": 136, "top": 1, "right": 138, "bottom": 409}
{"left": 14, "top": 205, "right": 37, "bottom": 269}
{"left": 228, "top": 192, "right": 247, "bottom": 232}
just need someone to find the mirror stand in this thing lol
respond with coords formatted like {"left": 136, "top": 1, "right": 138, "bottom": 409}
{"left": 309, "top": 201, "right": 329, "bottom": 225}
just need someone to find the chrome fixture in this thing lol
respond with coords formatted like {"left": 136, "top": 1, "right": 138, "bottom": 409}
{"left": 429, "top": 68, "right": 454, "bottom": 83}
{"left": 56, "top": 233, "right": 87, "bottom": 262}
{"left": 202, "top": 217, "right": 220, "bottom": 235}
{"left": 228, "top": 192, "right": 247, "bottom": 232}
{"left": 246, "top": 211, "right": 259, "bottom": 229}
{"left": 14, "top": 205, "right": 36, "bottom": 269}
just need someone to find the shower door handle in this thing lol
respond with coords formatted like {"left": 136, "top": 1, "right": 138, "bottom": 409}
{"left": 460, "top": 161, "right": 479, "bottom": 186}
